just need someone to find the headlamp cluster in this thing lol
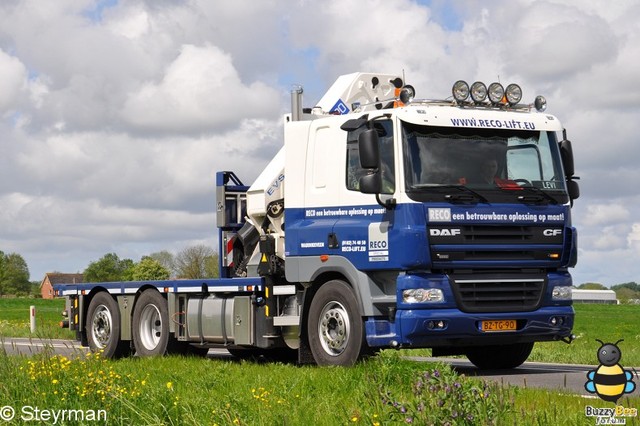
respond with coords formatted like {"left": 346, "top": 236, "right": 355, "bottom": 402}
{"left": 452, "top": 80, "right": 524, "bottom": 107}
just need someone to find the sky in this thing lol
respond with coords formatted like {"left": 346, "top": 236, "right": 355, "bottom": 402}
{"left": 1, "top": 0, "right": 639, "bottom": 287}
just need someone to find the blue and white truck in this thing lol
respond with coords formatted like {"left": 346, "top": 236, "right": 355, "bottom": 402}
{"left": 56, "top": 73, "right": 579, "bottom": 368}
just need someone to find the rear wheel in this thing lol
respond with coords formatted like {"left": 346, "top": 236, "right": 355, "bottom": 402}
{"left": 465, "top": 342, "right": 534, "bottom": 370}
{"left": 307, "top": 280, "right": 364, "bottom": 366}
{"left": 86, "top": 292, "right": 128, "bottom": 358}
{"left": 132, "top": 289, "right": 170, "bottom": 356}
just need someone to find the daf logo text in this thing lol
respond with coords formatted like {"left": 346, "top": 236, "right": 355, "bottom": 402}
{"left": 430, "top": 228, "right": 462, "bottom": 237}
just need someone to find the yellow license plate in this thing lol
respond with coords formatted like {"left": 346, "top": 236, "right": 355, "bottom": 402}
{"left": 481, "top": 320, "right": 517, "bottom": 332}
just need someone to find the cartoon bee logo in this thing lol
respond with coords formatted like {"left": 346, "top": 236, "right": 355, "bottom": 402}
{"left": 585, "top": 339, "right": 636, "bottom": 403}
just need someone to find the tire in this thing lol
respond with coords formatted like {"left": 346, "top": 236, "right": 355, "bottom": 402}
{"left": 465, "top": 342, "right": 534, "bottom": 370}
{"left": 307, "top": 280, "right": 364, "bottom": 366}
{"left": 86, "top": 292, "right": 128, "bottom": 358}
{"left": 132, "top": 289, "right": 170, "bottom": 356}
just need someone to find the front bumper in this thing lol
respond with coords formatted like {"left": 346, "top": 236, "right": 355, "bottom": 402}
{"left": 366, "top": 305, "right": 574, "bottom": 348}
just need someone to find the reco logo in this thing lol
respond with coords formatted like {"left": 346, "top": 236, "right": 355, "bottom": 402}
{"left": 429, "top": 229, "right": 461, "bottom": 237}
{"left": 543, "top": 229, "right": 562, "bottom": 237}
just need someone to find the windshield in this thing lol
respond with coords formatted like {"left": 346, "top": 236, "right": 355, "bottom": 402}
{"left": 402, "top": 122, "right": 568, "bottom": 204}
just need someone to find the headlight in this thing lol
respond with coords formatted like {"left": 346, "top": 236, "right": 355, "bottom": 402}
{"left": 552, "top": 286, "right": 572, "bottom": 300}
{"left": 488, "top": 82, "right": 504, "bottom": 104}
{"left": 505, "top": 84, "right": 522, "bottom": 105}
{"left": 452, "top": 80, "right": 469, "bottom": 103}
{"left": 470, "top": 81, "right": 487, "bottom": 103}
{"left": 403, "top": 288, "right": 444, "bottom": 303}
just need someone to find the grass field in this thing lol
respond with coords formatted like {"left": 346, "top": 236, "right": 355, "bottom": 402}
{"left": 1, "top": 349, "right": 637, "bottom": 425}
{"left": 0, "top": 297, "right": 73, "bottom": 339}
{"left": 1, "top": 299, "right": 639, "bottom": 425}
{"left": 529, "top": 303, "right": 640, "bottom": 366}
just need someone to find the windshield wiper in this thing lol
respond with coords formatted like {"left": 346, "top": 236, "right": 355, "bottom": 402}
{"left": 411, "top": 184, "right": 489, "bottom": 203}
{"left": 512, "top": 185, "right": 558, "bottom": 205}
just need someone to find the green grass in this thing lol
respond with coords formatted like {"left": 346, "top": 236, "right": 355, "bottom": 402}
{"left": 0, "top": 298, "right": 74, "bottom": 340}
{"left": 2, "top": 349, "right": 637, "bottom": 425}
{"left": 1, "top": 299, "right": 640, "bottom": 424}
{"left": 529, "top": 304, "right": 640, "bottom": 366}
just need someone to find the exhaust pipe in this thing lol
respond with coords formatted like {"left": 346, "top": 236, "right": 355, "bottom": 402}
{"left": 291, "top": 85, "right": 303, "bottom": 121}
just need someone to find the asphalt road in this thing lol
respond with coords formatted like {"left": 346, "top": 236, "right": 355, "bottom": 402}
{"left": 1, "top": 337, "right": 627, "bottom": 396}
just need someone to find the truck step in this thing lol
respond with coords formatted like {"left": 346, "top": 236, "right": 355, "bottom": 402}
{"left": 272, "top": 285, "right": 297, "bottom": 296}
{"left": 273, "top": 315, "right": 300, "bottom": 326}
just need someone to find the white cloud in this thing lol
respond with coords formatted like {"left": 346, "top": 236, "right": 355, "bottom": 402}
{"left": 122, "top": 44, "right": 280, "bottom": 133}
{"left": 583, "top": 204, "right": 630, "bottom": 227}
{"left": 0, "top": 50, "right": 27, "bottom": 113}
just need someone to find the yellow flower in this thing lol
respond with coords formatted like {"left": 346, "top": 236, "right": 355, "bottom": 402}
{"left": 52, "top": 379, "right": 59, "bottom": 385}
{"left": 166, "top": 382, "right": 173, "bottom": 390}
{"left": 351, "top": 416, "right": 359, "bottom": 422}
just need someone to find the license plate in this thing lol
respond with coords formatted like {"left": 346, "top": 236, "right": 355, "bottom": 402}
{"left": 481, "top": 320, "right": 517, "bottom": 332}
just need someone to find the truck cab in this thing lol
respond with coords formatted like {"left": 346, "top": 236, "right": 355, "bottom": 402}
{"left": 246, "top": 73, "right": 578, "bottom": 367}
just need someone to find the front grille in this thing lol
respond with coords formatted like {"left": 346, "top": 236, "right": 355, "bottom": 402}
{"left": 429, "top": 225, "right": 563, "bottom": 245}
{"left": 450, "top": 276, "right": 545, "bottom": 313}
{"left": 429, "top": 224, "right": 564, "bottom": 266}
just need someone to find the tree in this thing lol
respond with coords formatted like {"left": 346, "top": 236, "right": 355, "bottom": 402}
{"left": 577, "top": 283, "right": 607, "bottom": 290}
{"left": 0, "top": 252, "right": 31, "bottom": 295}
{"left": 614, "top": 287, "right": 640, "bottom": 303}
{"left": 175, "top": 245, "right": 219, "bottom": 279}
{"left": 149, "top": 250, "right": 176, "bottom": 277}
{"left": 611, "top": 282, "right": 640, "bottom": 292}
{"left": 132, "top": 257, "right": 170, "bottom": 281}
{"left": 84, "top": 253, "right": 135, "bottom": 283}
{"left": 205, "top": 252, "right": 219, "bottom": 278}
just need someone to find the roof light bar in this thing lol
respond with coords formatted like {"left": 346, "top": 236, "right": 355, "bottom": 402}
{"left": 452, "top": 80, "right": 544, "bottom": 110}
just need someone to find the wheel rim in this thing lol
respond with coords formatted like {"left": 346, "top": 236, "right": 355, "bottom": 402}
{"left": 318, "top": 301, "right": 350, "bottom": 356}
{"left": 91, "top": 304, "right": 112, "bottom": 349}
{"left": 138, "top": 304, "right": 162, "bottom": 350}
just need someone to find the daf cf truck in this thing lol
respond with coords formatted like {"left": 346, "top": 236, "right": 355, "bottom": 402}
{"left": 56, "top": 73, "right": 579, "bottom": 368}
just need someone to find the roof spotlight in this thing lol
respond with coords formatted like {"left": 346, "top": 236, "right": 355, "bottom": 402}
{"left": 470, "top": 81, "right": 488, "bottom": 103}
{"left": 452, "top": 80, "right": 469, "bottom": 103}
{"left": 399, "top": 85, "right": 415, "bottom": 104}
{"left": 505, "top": 84, "right": 522, "bottom": 105}
{"left": 488, "top": 82, "right": 504, "bottom": 104}
{"left": 534, "top": 95, "right": 547, "bottom": 112}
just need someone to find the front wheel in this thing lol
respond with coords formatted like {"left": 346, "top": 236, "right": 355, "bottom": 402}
{"left": 132, "top": 289, "right": 170, "bottom": 356}
{"left": 307, "top": 280, "right": 364, "bottom": 366}
{"left": 465, "top": 342, "right": 534, "bottom": 370}
{"left": 86, "top": 292, "right": 128, "bottom": 358}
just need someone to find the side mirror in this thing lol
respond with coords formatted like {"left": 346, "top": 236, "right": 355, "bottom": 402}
{"left": 358, "top": 130, "right": 382, "bottom": 194}
{"left": 567, "top": 180, "right": 580, "bottom": 200}
{"left": 559, "top": 139, "right": 575, "bottom": 177}
{"left": 359, "top": 172, "right": 382, "bottom": 194}
{"left": 358, "top": 129, "right": 380, "bottom": 169}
